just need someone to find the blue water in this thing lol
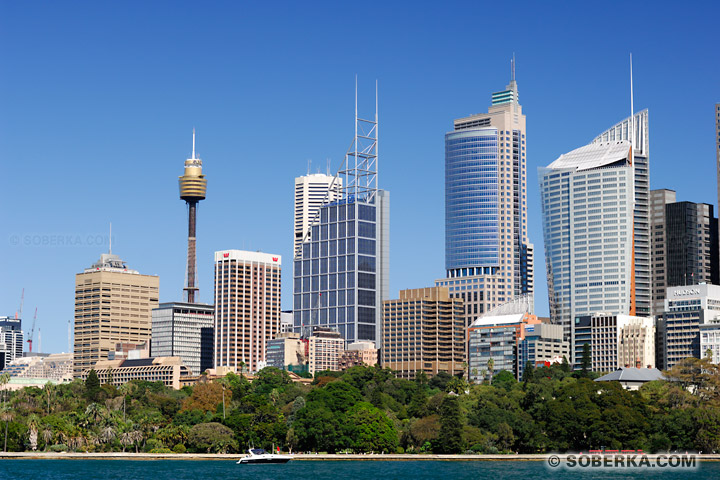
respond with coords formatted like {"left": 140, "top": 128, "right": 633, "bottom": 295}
{"left": 0, "top": 460, "right": 717, "bottom": 479}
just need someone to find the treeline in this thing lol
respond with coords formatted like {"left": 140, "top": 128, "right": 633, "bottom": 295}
{"left": 1, "top": 357, "right": 719, "bottom": 454}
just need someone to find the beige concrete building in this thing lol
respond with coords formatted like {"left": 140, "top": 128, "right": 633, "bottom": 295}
{"left": 339, "top": 341, "right": 378, "bottom": 370}
{"left": 588, "top": 314, "right": 655, "bottom": 372}
{"left": 84, "top": 356, "right": 191, "bottom": 390}
{"left": 382, "top": 287, "right": 466, "bottom": 379}
{"left": 214, "top": 250, "right": 281, "bottom": 373}
{"left": 308, "top": 327, "right": 344, "bottom": 375}
{"left": 1, "top": 352, "right": 73, "bottom": 382}
{"left": 265, "top": 332, "right": 307, "bottom": 371}
{"left": 73, "top": 253, "right": 159, "bottom": 378}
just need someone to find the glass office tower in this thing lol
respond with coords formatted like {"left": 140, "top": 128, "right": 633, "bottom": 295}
{"left": 437, "top": 67, "right": 533, "bottom": 326}
{"left": 293, "top": 90, "right": 389, "bottom": 347}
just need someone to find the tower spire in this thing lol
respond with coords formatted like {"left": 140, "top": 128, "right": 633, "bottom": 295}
{"left": 192, "top": 128, "right": 196, "bottom": 160}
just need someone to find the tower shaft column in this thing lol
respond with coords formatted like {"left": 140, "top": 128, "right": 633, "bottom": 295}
{"left": 185, "top": 201, "right": 198, "bottom": 303}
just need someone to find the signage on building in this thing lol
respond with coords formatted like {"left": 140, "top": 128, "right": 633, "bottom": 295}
{"left": 673, "top": 288, "right": 700, "bottom": 297}
{"left": 223, "top": 253, "right": 229, "bottom": 258}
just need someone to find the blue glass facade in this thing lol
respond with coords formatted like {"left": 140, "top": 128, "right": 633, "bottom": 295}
{"left": 445, "top": 128, "right": 499, "bottom": 271}
{"left": 293, "top": 194, "right": 387, "bottom": 344}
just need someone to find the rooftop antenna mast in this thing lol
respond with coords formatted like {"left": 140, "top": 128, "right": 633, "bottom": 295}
{"left": 630, "top": 53, "right": 634, "bottom": 153}
{"left": 109, "top": 222, "right": 112, "bottom": 255}
{"left": 511, "top": 53, "right": 515, "bottom": 82}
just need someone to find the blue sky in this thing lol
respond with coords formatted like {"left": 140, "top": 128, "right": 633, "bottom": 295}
{"left": 1, "top": 1, "right": 718, "bottom": 354}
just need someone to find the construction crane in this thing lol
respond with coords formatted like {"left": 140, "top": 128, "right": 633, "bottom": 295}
{"left": 27, "top": 307, "right": 37, "bottom": 353}
{"left": 15, "top": 288, "right": 24, "bottom": 320}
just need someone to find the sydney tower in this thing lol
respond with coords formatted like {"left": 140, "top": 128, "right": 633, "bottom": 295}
{"left": 178, "top": 130, "right": 207, "bottom": 303}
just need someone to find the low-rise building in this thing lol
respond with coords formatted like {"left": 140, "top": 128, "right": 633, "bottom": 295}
{"left": 518, "top": 323, "right": 569, "bottom": 378}
{"left": 573, "top": 313, "right": 655, "bottom": 372}
{"left": 83, "top": 356, "right": 191, "bottom": 389}
{"left": 308, "top": 327, "right": 344, "bottom": 375}
{"left": 266, "top": 332, "right": 307, "bottom": 373}
{"left": 339, "top": 341, "right": 378, "bottom": 370}
{"left": 661, "top": 284, "right": 720, "bottom": 369}
{"left": 700, "top": 320, "right": 720, "bottom": 364}
{"left": 594, "top": 367, "right": 664, "bottom": 390}
{"left": 0, "top": 352, "right": 73, "bottom": 382}
{"left": 468, "top": 311, "right": 540, "bottom": 382}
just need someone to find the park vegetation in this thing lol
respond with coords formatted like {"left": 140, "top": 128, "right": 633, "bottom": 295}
{"left": 1, "top": 357, "right": 720, "bottom": 454}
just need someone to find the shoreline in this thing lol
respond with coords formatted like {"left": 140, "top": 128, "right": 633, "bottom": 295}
{"left": 2, "top": 452, "right": 719, "bottom": 461}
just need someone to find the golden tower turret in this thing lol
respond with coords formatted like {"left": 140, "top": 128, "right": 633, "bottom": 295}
{"left": 179, "top": 130, "right": 206, "bottom": 303}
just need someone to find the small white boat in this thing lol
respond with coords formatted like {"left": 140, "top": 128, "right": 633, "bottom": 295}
{"left": 236, "top": 448, "right": 293, "bottom": 464}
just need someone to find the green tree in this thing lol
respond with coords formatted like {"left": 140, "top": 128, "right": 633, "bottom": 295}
{"left": 580, "top": 343, "right": 591, "bottom": 377}
{"left": 496, "top": 422, "right": 515, "bottom": 452}
{"left": 487, "top": 358, "right": 495, "bottom": 384}
{"left": 522, "top": 362, "right": 535, "bottom": 384}
{"left": 84, "top": 370, "right": 101, "bottom": 402}
{"left": 347, "top": 402, "right": 398, "bottom": 453}
{"left": 437, "top": 394, "right": 463, "bottom": 453}
{"left": 491, "top": 371, "right": 516, "bottom": 391}
{"left": 188, "top": 422, "right": 237, "bottom": 453}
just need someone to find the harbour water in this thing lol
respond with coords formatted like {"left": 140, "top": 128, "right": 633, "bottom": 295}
{"left": 0, "top": 459, "right": 718, "bottom": 480}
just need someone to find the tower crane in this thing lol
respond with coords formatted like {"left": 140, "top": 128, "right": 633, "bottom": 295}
{"left": 15, "top": 288, "right": 24, "bottom": 320}
{"left": 27, "top": 308, "right": 37, "bottom": 353}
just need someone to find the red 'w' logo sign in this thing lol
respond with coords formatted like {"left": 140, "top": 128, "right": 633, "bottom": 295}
{"left": 272, "top": 257, "right": 278, "bottom": 262}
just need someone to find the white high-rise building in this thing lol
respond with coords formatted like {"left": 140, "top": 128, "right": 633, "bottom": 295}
{"left": 539, "top": 140, "right": 636, "bottom": 355}
{"left": 294, "top": 174, "right": 342, "bottom": 258}
{"left": 593, "top": 110, "right": 651, "bottom": 317}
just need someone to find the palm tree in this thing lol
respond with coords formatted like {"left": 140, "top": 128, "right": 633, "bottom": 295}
{"left": 487, "top": 358, "right": 495, "bottom": 384}
{"left": 0, "top": 404, "right": 13, "bottom": 452}
{"left": 0, "top": 373, "right": 9, "bottom": 405}
{"left": 27, "top": 414, "right": 40, "bottom": 451}
{"left": 120, "top": 431, "right": 133, "bottom": 452}
{"left": 85, "top": 403, "right": 103, "bottom": 425}
{"left": 44, "top": 382, "right": 55, "bottom": 415}
{"left": 131, "top": 430, "right": 143, "bottom": 453}
{"left": 100, "top": 425, "right": 116, "bottom": 445}
{"left": 42, "top": 426, "right": 53, "bottom": 451}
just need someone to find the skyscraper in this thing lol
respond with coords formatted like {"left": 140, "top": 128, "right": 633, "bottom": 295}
{"left": 592, "top": 110, "right": 651, "bottom": 317}
{"left": 151, "top": 302, "right": 214, "bottom": 375}
{"left": 179, "top": 130, "right": 207, "bottom": 304}
{"left": 213, "top": 250, "right": 281, "bottom": 373}
{"left": 293, "top": 88, "right": 389, "bottom": 347}
{"left": 716, "top": 103, "right": 720, "bottom": 262}
{"left": 539, "top": 140, "right": 636, "bottom": 353}
{"left": 650, "top": 189, "right": 718, "bottom": 317}
{"left": 294, "top": 173, "right": 342, "bottom": 258}
{"left": 436, "top": 64, "right": 533, "bottom": 325}
{"left": 73, "top": 252, "right": 159, "bottom": 377}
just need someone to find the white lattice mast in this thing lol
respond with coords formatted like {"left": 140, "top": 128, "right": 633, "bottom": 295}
{"left": 339, "top": 77, "right": 378, "bottom": 204}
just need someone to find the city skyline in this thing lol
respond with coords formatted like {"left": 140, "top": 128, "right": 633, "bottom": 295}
{"left": 1, "top": 2, "right": 719, "bottom": 354}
